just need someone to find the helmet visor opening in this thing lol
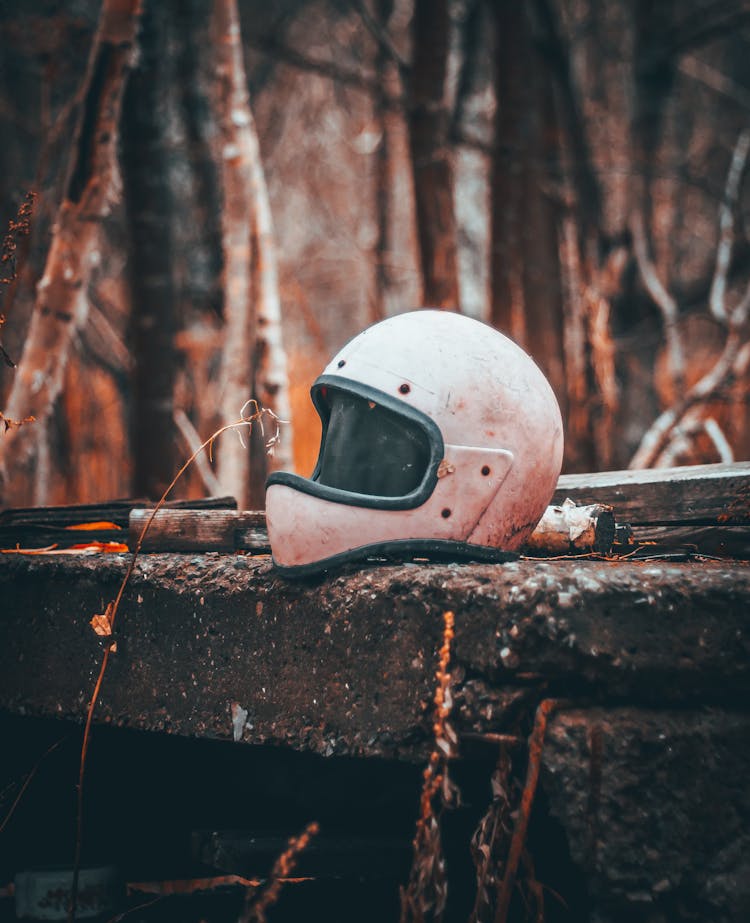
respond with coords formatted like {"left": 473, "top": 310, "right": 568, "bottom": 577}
{"left": 315, "top": 387, "right": 431, "bottom": 497}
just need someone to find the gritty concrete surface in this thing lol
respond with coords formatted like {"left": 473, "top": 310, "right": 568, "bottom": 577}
{"left": 0, "top": 553, "right": 747, "bottom": 757}
{"left": 543, "top": 708, "right": 750, "bottom": 922}
{"left": 1, "top": 552, "right": 749, "bottom": 921}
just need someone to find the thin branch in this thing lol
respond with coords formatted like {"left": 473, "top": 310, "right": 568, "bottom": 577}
{"left": 0, "top": 737, "right": 66, "bottom": 836}
{"left": 494, "top": 699, "right": 557, "bottom": 923}
{"left": 350, "top": 0, "right": 409, "bottom": 76}
{"left": 710, "top": 129, "right": 750, "bottom": 323}
{"left": 703, "top": 417, "right": 735, "bottom": 463}
{"left": 69, "top": 408, "right": 282, "bottom": 922}
{"left": 679, "top": 55, "right": 750, "bottom": 112}
{"left": 631, "top": 123, "right": 750, "bottom": 468}
{"left": 173, "top": 408, "right": 222, "bottom": 495}
{"left": 239, "top": 822, "right": 319, "bottom": 923}
{"left": 247, "top": 33, "right": 403, "bottom": 106}
{"left": 667, "top": 6, "right": 750, "bottom": 59}
{"left": 630, "top": 209, "right": 685, "bottom": 390}
{"left": 629, "top": 328, "right": 746, "bottom": 468}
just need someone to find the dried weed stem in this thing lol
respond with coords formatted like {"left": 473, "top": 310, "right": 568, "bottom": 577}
{"left": 240, "top": 821, "right": 320, "bottom": 923}
{"left": 69, "top": 405, "right": 282, "bottom": 921}
{"left": 401, "top": 610, "right": 457, "bottom": 923}
{"left": 494, "top": 699, "right": 556, "bottom": 923}
{"left": 1, "top": 191, "right": 35, "bottom": 289}
{"left": 1, "top": 192, "right": 37, "bottom": 370}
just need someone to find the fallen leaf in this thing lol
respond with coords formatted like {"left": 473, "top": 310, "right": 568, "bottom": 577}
{"left": 1, "top": 544, "right": 59, "bottom": 554}
{"left": 70, "top": 541, "right": 129, "bottom": 553}
{"left": 66, "top": 521, "right": 121, "bottom": 531}
{"left": 90, "top": 602, "right": 114, "bottom": 636}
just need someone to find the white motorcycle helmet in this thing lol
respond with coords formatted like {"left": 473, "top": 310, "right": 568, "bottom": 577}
{"left": 266, "top": 309, "right": 563, "bottom": 576}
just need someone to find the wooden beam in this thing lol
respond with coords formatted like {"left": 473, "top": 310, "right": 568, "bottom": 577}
{"left": 130, "top": 509, "right": 268, "bottom": 552}
{"left": 553, "top": 462, "right": 750, "bottom": 525}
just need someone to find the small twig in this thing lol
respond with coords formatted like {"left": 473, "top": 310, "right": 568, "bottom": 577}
{"left": 710, "top": 129, "right": 750, "bottom": 323}
{"left": 630, "top": 324, "right": 747, "bottom": 468}
{"left": 631, "top": 209, "right": 685, "bottom": 391}
{"left": 173, "top": 408, "right": 222, "bottom": 495}
{"left": 0, "top": 410, "right": 36, "bottom": 433}
{"left": 247, "top": 33, "right": 404, "bottom": 107}
{"left": 520, "top": 848, "right": 545, "bottom": 923}
{"left": 494, "top": 699, "right": 557, "bottom": 923}
{"left": 239, "top": 821, "right": 319, "bottom": 923}
{"left": 0, "top": 736, "right": 66, "bottom": 836}
{"left": 679, "top": 55, "right": 750, "bottom": 111}
{"left": 703, "top": 416, "right": 734, "bottom": 463}
{"left": 1, "top": 192, "right": 36, "bottom": 288}
{"left": 630, "top": 125, "right": 750, "bottom": 469}
{"left": 351, "top": 0, "right": 409, "bottom": 76}
{"left": 69, "top": 407, "right": 282, "bottom": 922}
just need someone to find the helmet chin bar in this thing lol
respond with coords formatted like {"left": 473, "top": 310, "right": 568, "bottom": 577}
{"left": 266, "top": 445, "right": 515, "bottom": 575}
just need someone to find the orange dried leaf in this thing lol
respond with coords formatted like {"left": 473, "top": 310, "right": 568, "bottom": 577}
{"left": 90, "top": 602, "right": 114, "bottom": 636}
{"left": 66, "top": 521, "right": 121, "bottom": 531}
{"left": 90, "top": 614, "right": 112, "bottom": 636}
{"left": 70, "top": 541, "right": 129, "bottom": 553}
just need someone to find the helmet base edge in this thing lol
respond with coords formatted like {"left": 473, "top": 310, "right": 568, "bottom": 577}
{"left": 272, "top": 538, "right": 518, "bottom": 579}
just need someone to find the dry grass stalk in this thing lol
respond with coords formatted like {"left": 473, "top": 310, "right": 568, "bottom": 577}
{"left": 1, "top": 193, "right": 37, "bottom": 369}
{"left": 494, "top": 699, "right": 556, "bottom": 923}
{"left": 69, "top": 405, "right": 282, "bottom": 922}
{"left": 468, "top": 747, "right": 514, "bottom": 923}
{"left": 239, "top": 821, "right": 320, "bottom": 923}
{"left": 1, "top": 192, "right": 36, "bottom": 296}
{"left": 400, "top": 610, "right": 458, "bottom": 923}
{"left": 0, "top": 736, "right": 66, "bottom": 837}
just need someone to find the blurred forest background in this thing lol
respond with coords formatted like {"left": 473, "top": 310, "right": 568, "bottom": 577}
{"left": 1, "top": 0, "right": 750, "bottom": 510}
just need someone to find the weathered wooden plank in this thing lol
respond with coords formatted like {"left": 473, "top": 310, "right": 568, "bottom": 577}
{"left": 0, "top": 496, "right": 237, "bottom": 529}
{"left": 629, "top": 524, "right": 750, "bottom": 558}
{"left": 130, "top": 509, "right": 264, "bottom": 552}
{"left": 553, "top": 462, "right": 750, "bottom": 525}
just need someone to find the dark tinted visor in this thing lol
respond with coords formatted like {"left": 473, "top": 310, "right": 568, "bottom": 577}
{"left": 314, "top": 388, "right": 431, "bottom": 497}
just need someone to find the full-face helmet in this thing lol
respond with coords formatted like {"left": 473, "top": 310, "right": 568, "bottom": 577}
{"left": 266, "top": 310, "right": 563, "bottom": 575}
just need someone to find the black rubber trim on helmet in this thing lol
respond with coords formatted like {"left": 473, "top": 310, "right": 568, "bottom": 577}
{"left": 266, "top": 374, "right": 445, "bottom": 510}
{"left": 271, "top": 538, "right": 518, "bottom": 579}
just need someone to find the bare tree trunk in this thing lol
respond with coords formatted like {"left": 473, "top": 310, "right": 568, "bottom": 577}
{"left": 121, "top": 0, "right": 179, "bottom": 500}
{"left": 248, "top": 84, "right": 294, "bottom": 480}
{"left": 490, "top": 1, "right": 528, "bottom": 346}
{"left": 0, "top": 0, "right": 142, "bottom": 504}
{"left": 212, "top": 0, "right": 256, "bottom": 508}
{"left": 212, "top": 0, "right": 293, "bottom": 509}
{"left": 408, "top": 0, "right": 459, "bottom": 309}
{"left": 371, "top": 0, "right": 396, "bottom": 324}
{"left": 490, "top": 1, "right": 566, "bottom": 411}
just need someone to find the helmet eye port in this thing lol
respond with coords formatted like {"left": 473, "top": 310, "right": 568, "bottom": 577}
{"left": 481, "top": 465, "right": 491, "bottom": 476}
{"left": 399, "top": 383, "right": 411, "bottom": 395}
{"left": 337, "top": 359, "right": 346, "bottom": 368}
{"left": 441, "top": 508, "right": 451, "bottom": 518}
